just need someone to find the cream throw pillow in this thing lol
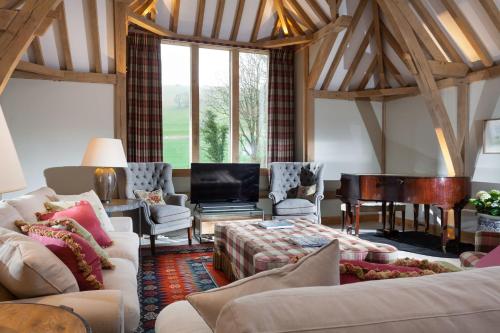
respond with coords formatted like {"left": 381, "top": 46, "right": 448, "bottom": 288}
{"left": 0, "top": 227, "right": 79, "bottom": 298}
{"left": 187, "top": 239, "right": 340, "bottom": 330}
{"left": 55, "top": 190, "right": 114, "bottom": 232}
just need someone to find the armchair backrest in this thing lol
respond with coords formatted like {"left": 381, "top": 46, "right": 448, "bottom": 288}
{"left": 124, "top": 163, "right": 175, "bottom": 199}
{"left": 269, "top": 162, "right": 324, "bottom": 199}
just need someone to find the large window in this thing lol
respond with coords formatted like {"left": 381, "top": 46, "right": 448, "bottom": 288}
{"left": 161, "top": 42, "right": 269, "bottom": 168}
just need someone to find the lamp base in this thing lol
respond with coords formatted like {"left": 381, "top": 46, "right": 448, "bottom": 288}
{"left": 94, "top": 167, "right": 116, "bottom": 203}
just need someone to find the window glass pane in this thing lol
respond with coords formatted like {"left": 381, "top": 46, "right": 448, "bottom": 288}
{"left": 161, "top": 44, "right": 191, "bottom": 168}
{"left": 199, "top": 48, "right": 231, "bottom": 163}
{"left": 239, "top": 52, "right": 268, "bottom": 165}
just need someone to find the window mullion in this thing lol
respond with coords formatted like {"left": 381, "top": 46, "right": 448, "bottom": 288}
{"left": 231, "top": 49, "right": 240, "bottom": 163}
{"left": 191, "top": 44, "right": 200, "bottom": 163}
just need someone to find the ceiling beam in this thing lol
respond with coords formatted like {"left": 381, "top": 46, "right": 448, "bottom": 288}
{"left": 12, "top": 69, "right": 117, "bottom": 84}
{"left": 31, "top": 36, "right": 44, "bottom": 65}
{"left": 0, "top": 0, "right": 62, "bottom": 95}
{"left": 0, "top": 9, "right": 16, "bottom": 30}
{"left": 169, "top": 0, "right": 180, "bottom": 33}
{"left": 211, "top": 0, "right": 224, "bottom": 38}
{"left": 305, "top": 0, "right": 329, "bottom": 24}
{"left": 87, "top": 0, "right": 102, "bottom": 73}
{"left": 284, "top": 7, "right": 304, "bottom": 36}
{"left": 275, "top": 0, "right": 291, "bottom": 36}
{"left": 55, "top": 2, "right": 72, "bottom": 71}
{"left": 230, "top": 0, "right": 245, "bottom": 41}
{"left": 381, "top": 21, "right": 415, "bottom": 74}
{"left": 258, "top": 35, "right": 311, "bottom": 48}
{"left": 479, "top": 0, "right": 500, "bottom": 32}
{"left": 321, "top": 0, "right": 368, "bottom": 90}
{"left": 372, "top": 2, "right": 385, "bottom": 88}
{"left": 250, "top": 0, "right": 266, "bottom": 42}
{"left": 356, "top": 56, "right": 377, "bottom": 90}
{"left": 16, "top": 60, "right": 63, "bottom": 77}
{"left": 379, "top": 0, "right": 463, "bottom": 176}
{"left": 312, "top": 15, "right": 351, "bottom": 41}
{"left": 194, "top": 0, "right": 205, "bottom": 37}
{"left": 440, "top": 0, "right": 493, "bottom": 67}
{"left": 428, "top": 59, "right": 469, "bottom": 78}
{"left": 327, "top": 0, "right": 337, "bottom": 20}
{"left": 308, "top": 30, "right": 339, "bottom": 89}
{"left": 313, "top": 86, "right": 418, "bottom": 99}
{"left": 384, "top": 54, "right": 407, "bottom": 87}
{"left": 287, "top": 0, "right": 317, "bottom": 31}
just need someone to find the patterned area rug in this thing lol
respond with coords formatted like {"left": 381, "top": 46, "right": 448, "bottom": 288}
{"left": 136, "top": 244, "right": 229, "bottom": 333}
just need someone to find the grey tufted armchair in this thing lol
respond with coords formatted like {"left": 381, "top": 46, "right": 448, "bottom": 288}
{"left": 268, "top": 162, "right": 325, "bottom": 223}
{"left": 123, "top": 163, "right": 192, "bottom": 255}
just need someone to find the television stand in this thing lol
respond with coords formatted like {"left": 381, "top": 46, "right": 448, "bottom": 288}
{"left": 194, "top": 203, "right": 264, "bottom": 243}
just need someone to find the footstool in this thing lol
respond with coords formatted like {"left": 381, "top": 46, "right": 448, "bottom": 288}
{"left": 214, "top": 218, "right": 398, "bottom": 280}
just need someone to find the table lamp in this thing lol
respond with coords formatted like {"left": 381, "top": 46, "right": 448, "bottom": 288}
{"left": 0, "top": 104, "right": 26, "bottom": 198}
{"left": 81, "top": 138, "right": 127, "bottom": 203}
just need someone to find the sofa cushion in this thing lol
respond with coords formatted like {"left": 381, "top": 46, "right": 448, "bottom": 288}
{"left": 275, "top": 198, "right": 316, "bottom": 216}
{"left": 0, "top": 227, "right": 79, "bottom": 298}
{"left": 105, "top": 231, "right": 139, "bottom": 271}
{"left": 103, "top": 258, "right": 140, "bottom": 333}
{"left": 156, "top": 300, "right": 211, "bottom": 333}
{"left": 0, "top": 202, "right": 23, "bottom": 231}
{"left": 22, "top": 224, "right": 104, "bottom": 291}
{"left": 216, "top": 267, "right": 500, "bottom": 333}
{"left": 150, "top": 204, "right": 191, "bottom": 224}
{"left": 187, "top": 239, "right": 340, "bottom": 330}
{"left": 56, "top": 190, "right": 115, "bottom": 232}
{"left": 5, "top": 187, "right": 56, "bottom": 222}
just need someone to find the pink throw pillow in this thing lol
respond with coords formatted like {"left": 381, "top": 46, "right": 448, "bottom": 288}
{"left": 38, "top": 201, "right": 112, "bottom": 248}
{"left": 23, "top": 225, "right": 103, "bottom": 291}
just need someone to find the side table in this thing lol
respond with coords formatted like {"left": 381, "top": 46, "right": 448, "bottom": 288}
{"left": 103, "top": 198, "right": 145, "bottom": 250}
{"left": 0, "top": 303, "right": 91, "bottom": 332}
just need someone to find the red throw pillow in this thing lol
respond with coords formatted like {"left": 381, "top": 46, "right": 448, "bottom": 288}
{"left": 23, "top": 225, "right": 103, "bottom": 291}
{"left": 38, "top": 201, "right": 112, "bottom": 248}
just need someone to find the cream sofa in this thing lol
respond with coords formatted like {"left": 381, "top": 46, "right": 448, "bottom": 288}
{"left": 156, "top": 266, "right": 500, "bottom": 332}
{"left": 0, "top": 187, "right": 140, "bottom": 333}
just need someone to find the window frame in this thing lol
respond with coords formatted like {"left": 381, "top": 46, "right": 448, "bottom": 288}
{"left": 160, "top": 40, "right": 269, "bottom": 171}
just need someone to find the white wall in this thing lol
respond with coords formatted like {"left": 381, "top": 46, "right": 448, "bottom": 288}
{"left": 0, "top": 79, "right": 114, "bottom": 198}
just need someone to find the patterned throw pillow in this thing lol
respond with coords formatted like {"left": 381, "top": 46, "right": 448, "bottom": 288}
{"left": 297, "top": 184, "right": 316, "bottom": 200}
{"left": 37, "top": 201, "right": 113, "bottom": 248}
{"left": 21, "top": 224, "right": 104, "bottom": 291}
{"left": 134, "top": 189, "right": 166, "bottom": 206}
{"left": 16, "top": 218, "right": 114, "bottom": 269}
{"left": 300, "top": 164, "right": 317, "bottom": 186}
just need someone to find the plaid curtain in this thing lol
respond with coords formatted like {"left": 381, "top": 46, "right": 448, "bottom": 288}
{"left": 267, "top": 48, "right": 295, "bottom": 163}
{"left": 126, "top": 31, "right": 163, "bottom": 162}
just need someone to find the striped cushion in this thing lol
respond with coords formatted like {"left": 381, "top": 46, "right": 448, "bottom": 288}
{"left": 460, "top": 251, "right": 487, "bottom": 268}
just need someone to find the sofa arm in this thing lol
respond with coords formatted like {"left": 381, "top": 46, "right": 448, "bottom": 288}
{"left": 5, "top": 290, "right": 124, "bottom": 333}
{"left": 110, "top": 217, "right": 133, "bottom": 233}
{"left": 165, "top": 193, "right": 188, "bottom": 206}
{"left": 269, "top": 191, "right": 285, "bottom": 204}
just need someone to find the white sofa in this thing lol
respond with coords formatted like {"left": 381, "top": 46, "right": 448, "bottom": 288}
{"left": 156, "top": 266, "right": 500, "bottom": 332}
{"left": 0, "top": 187, "right": 140, "bottom": 333}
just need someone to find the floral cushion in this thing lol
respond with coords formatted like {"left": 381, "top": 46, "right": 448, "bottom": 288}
{"left": 133, "top": 189, "right": 166, "bottom": 205}
{"left": 22, "top": 224, "right": 104, "bottom": 291}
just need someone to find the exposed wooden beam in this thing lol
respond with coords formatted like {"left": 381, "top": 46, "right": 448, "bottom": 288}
{"left": 381, "top": 21, "right": 414, "bottom": 74}
{"left": 0, "top": 0, "right": 62, "bottom": 95}
{"left": 194, "top": 0, "right": 205, "bottom": 37}
{"left": 169, "top": 0, "right": 180, "bottom": 33}
{"left": 440, "top": 0, "right": 493, "bottom": 67}
{"left": 428, "top": 59, "right": 469, "bottom": 78}
{"left": 16, "top": 60, "right": 63, "bottom": 77}
{"left": 312, "top": 15, "right": 351, "bottom": 41}
{"left": 191, "top": 45, "right": 200, "bottom": 163}
{"left": 114, "top": 0, "right": 127, "bottom": 146}
{"left": 339, "top": 22, "right": 374, "bottom": 91}
{"left": 258, "top": 35, "right": 311, "bottom": 48}
{"left": 128, "top": 12, "right": 260, "bottom": 49}
{"left": 313, "top": 86, "right": 418, "bottom": 99}
{"left": 55, "top": 3, "right": 72, "bottom": 71}
{"left": 321, "top": 0, "right": 368, "bottom": 90}
{"left": 87, "top": 0, "right": 102, "bottom": 73}
{"left": 230, "top": 0, "right": 245, "bottom": 41}
{"left": 328, "top": 0, "right": 337, "bottom": 20}
{"left": 457, "top": 83, "right": 469, "bottom": 175}
{"left": 287, "top": 0, "right": 317, "bottom": 31}
{"left": 284, "top": 7, "right": 304, "bottom": 36}
{"left": 13, "top": 69, "right": 117, "bottom": 84}
{"left": 384, "top": 54, "right": 407, "bottom": 87}
{"left": 308, "top": 30, "right": 339, "bottom": 89}
{"left": 372, "top": 2, "right": 385, "bottom": 88}
{"left": 271, "top": 15, "right": 281, "bottom": 39}
{"left": 409, "top": 0, "right": 462, "bottom": 63}
{"left": 381, "top": 0, "right": 463, "bottom": 176}
{"left": 479, "top": 0, "right": 500, "bottom": 32}
{"left": 274, "top": 0, "right": 290, "bottom": 36}
{"left": 356, "top": 56, "right": 377, "bottom": 90}
{"left": 0, "top": 9, "right": 16, "bottom": 30}
{"left": 305, "top": 0, "right": 329, "bottom": 24}
{"left": 31, "top": 36, "right": 44, "bottom": 65}
{"left": 231, "top": 49, "right": 239, "bottom": 162}
{"left": 250, "top": 0, "right": 266, "bottom": 42}
{"left": 211, "top": 0, "right": 224, "bottom": 38}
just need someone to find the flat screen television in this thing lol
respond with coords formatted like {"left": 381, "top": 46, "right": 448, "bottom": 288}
{"left": 190, "top": 163, "right": 260, "bottom": 204}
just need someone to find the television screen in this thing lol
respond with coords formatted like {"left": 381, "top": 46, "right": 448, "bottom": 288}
{"left": 190, "top": 163, "right": 260, "bottom": 204}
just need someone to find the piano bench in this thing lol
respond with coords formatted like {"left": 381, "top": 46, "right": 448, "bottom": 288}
{"left": 340, "top": 202, "right": 406, "bottom": 232}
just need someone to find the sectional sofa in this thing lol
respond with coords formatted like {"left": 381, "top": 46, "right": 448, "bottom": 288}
{"left": 0, "top": 187, "right": 140, "bottom": 333}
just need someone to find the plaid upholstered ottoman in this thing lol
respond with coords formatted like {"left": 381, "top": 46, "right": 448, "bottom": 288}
{"left": 214, "top": 218, "right": 398, "bottom": 280}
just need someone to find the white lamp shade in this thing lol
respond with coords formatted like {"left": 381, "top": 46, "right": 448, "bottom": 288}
{"left": 81, "top": 138, "right": 128, "bottom": 168}
{"left": 0, "top": 104, "right": 26, "bottom": 194}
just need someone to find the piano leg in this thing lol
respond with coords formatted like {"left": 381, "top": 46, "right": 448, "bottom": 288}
{"left": 354, "top": 203, "right": 361, "bottom": 236}
{"left": 424, "top": 204, "right": 430, "bottom": 233}
{"left": 440, "top": 208, "right": 448, "bottom": 253}
{"left": 345, "top": 202, "right": 353, "bottom": 235}
{"left": 402, "top": 208, "right": 406, "bottom": 232}
{"left": 413, "top": 204, "right": 419, "bottom": 232}
{"left": 382, "top": 201, "right": 387, "bottom": 230}
{"left": 455, "top": 207, "right": 462, "bottom": 252}
{"left": 388, "top": 202, "right": 395, "bottom": 233}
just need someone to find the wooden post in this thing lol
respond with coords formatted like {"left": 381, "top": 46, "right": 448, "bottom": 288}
{"left": 231, "top": 49, "right": 239, "bottom": 162}
{"left": 113, "top": 0, "right": 128, "bottom": 151}
{"left": 191, "top": 45, "right": 200, "bottom": 163}
{"left": 457, "top": 83, "right": 470, "bottom": 176}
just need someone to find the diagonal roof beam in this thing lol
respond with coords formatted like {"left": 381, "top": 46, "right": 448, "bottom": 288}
{"left": 194, "top": 0, "right": 205, "bottom": 37}
{"left": 384, "top": 54, "right": 407, "bottom": 87}
{"left": 479, "top": 0, "right": 500, "bottom": 32}
{"left": 275, "top": 0, "right": 291, "bottom": 36}
{"left": 211, "top": 0, "right": 224, "bottom": 38}
{"left": 372, "top": 1, "right": 385, "bottom": 88}
{"left": 287, "top": 0, "right": 317, "bottom": 31}
{"left": 356, "top": 56, "right": 377, "bottom": 90}
{"left": 250, "top": 0, "right": 266, "bottom": 42}
{"left": 305, "top": 0, "right": 329, "bottom": 24}
{"left": 308, "top": 30, "right": 340, "bottom": 89}
{"left": 169, "top": 0, "right": 180, "bottom": 33}
{"left": 230, "top": 0, "right": 245, "bottom": 41}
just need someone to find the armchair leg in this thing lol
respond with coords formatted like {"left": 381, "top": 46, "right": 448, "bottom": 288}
{"left": 187, "top": 227, "right": 192, "bottom": 246}
{"left": 150, "top": 235, "right": 156, "bottom": 256}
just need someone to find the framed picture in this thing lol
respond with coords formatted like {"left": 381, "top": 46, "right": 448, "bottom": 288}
{"left": 484, "top": 119, "right": 500, "bottom": 154}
